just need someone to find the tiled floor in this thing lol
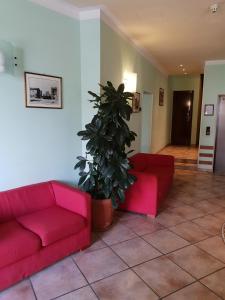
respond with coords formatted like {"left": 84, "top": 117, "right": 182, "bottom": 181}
{"left": 1, "top": 169, "right": 225, "bottom": 300}
{"left": 159, "top": 145, "right": 198, "bottom": 160}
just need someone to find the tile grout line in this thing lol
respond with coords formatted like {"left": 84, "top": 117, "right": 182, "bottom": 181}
{"left": 70, "top": 255, "right": 100, "bottom": 300}
{"left": 29, "top": 278, "right": 38, "bottom": 300}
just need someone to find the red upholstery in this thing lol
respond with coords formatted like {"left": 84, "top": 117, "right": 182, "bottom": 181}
{"left": 0, "top": 181, "right": 91, "bottom": 291}
{"left": 0, "top": 227, "right": 90, "bottom": 291}
{"left": 0, "top": 182, "right": 55, "bottom": 223}
{"left": 120, "top": 153, "right": 174, "bottom": 217}
{"left": 17, "top": 206, "right": 87, "bottom": 246}
{"left": 0, "top": 221, "right": 41, "bottom": 269}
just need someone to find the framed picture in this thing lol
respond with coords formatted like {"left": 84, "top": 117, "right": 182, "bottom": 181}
{"left": 25, "top": 72, "right": 62, "bottom": 108}
{"left": 204, "top": 104, "right": 214, "bottom": 116}
{"left": 159, "top": 88, "right": 164, "bottom": 106}
{"left": 132, "top": 92, "right": 141, "bottom": 113}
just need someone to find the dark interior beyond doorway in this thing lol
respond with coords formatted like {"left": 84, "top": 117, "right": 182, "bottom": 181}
{"left": 171, "top": 90, "right": 194, "bottom": 146}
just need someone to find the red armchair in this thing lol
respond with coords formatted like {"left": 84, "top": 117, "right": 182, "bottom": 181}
{"left": 0, "top": 181, "right": 91, "bottom": 291}
{"left": 120, "top": 153, "right": 174, "bottom": 217}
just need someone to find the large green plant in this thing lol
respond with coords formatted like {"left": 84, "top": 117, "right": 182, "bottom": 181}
{"left": 75, "top": 81, "right": 137, "bottom": 208}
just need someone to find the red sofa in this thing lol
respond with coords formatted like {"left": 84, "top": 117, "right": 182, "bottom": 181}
{"left": 120, "top": 153, "right": 174, "bottom": 217}
{"left": 0, "top": 181, "right": 91, "bottom": 291}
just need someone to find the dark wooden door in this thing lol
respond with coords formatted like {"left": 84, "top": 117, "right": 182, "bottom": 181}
{"left": 171, "top": 91, "right": 194, "bottom": 146}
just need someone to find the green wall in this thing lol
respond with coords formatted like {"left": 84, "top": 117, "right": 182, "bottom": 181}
{"left": 169, "top": 75, "right": 201, "bottom": 145}
{"left": 101, "top": 21, "right": 170, "bottom": 153}
{"left": 198, "top": 62, "right": 225, "bottom": 169}
{"left": 0, "top": 0, "right": 81, "bottom": 190}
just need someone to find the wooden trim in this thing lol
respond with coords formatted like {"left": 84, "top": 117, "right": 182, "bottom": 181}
{"left": 199, "top": 160, "right": 213, "bottom": 165}
{"left": 200, "top": 145, "right": 214, "bottom": 150}
{"left": 199, "top": 153, "right": 214, "bottom": 158}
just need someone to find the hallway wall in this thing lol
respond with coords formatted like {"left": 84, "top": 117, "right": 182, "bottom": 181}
{"left": 101, "top": 20, "right": 171, "bottom": 154}
{"left": 198, "top": 61, "right": 225, "bottom": 171}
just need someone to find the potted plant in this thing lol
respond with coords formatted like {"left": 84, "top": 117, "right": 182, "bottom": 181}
{"left": 75, "top": 81, "right": 136, "bottom": 231}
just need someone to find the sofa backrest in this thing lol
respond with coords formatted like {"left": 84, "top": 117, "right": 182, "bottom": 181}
{"left": 0, "top": 182, "right": 56, "bottom": 223}
{"left": 129, "top": 153, "right": 146, "bottom": 172}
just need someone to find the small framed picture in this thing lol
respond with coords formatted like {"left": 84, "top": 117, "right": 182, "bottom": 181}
{"left": 132, "top": 92, "right": 141, "bottom": 113}
{"left": 159, "top": 88, "right": 164, "bottom": 106}
{"left": 25, "top": 72, "right": 62, "bottom": 109}
{"left": 204, "top": 104, "right": 214, "bottom": 116}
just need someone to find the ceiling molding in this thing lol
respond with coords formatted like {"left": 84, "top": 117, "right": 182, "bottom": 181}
{"left": 79, "top": 6, "right": 102, "bottom": 20}
{"left": 205, "top": 60, "right": 225, "bottom": 66}
{"left": 100, "top": 9, "right": 168, "bottom": 76}
{"left": 29, "top": 0, "right": 79, "bottom": 19}
{"left": 29, "top": 0, "right": 167, "bottom": 75}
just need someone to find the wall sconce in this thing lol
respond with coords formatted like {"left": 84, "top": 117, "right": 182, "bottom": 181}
{"left": 0, "top": 40, "right": 19, "bottom": 75}
{"left": 123, "top": 72, "right": 137, "bottom": 92}
{"left": 0, "top": 51, "right": 5, "bottom": 73}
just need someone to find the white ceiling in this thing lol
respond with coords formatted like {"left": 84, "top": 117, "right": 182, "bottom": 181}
{"left": 67, "top": 0, "right": 225, "bottom": 75}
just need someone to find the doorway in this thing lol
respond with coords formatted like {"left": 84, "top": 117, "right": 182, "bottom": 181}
{"left": 140, "top": 92, "right": 153, "bottom": 153}
{"left": 171, "top": 90, "right": 194, "bottom": 146}
{"left": 214, "top": 95, "right": 225, "bottom": 174}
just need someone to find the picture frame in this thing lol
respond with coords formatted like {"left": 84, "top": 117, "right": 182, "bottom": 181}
{"left": 204, "top": 104, "right": 214, "bottom": 116}
{"left": 25, "top": 72, "right": 62, "bottom": 109}
{"left": 159, "top": 88, "right": 164, "bottom": 106}
{"left": 132, "top": 92, "right": 141, "bottom": 113}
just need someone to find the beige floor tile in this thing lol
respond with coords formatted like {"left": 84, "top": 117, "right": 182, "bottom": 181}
{"left": 196, "top": 236, "right": 225, "bottom": 263}
{"left": 111, "top": 237, "right": 161, "bottom": 267}
{"left": 92, "top": 269, "right": 158, "bottom": 300}
{"left": 73, "top": 247, "right": 128, "bottom": 283}
{"left": 168, "top": 205, "right": 205, "bottom": 220}
{"left": 86, "top": 233, "right": 107, "bottom": 252}
{"left": 133, "top": 256, "right": 194, "bottom": 297}
{"left": 0, "top": 280, "right": 35, "bottom": 300}
{"left": 213, "top": 210, "right": 225, "bottom": 221}
{"left": 143, "top": 229, "right": 189, "bottom": 254}
{"left": 163, "top": 282, "right": 220, "bottom": 300}
{"left": 115, "top": 210, "right": 144, "bottom": 221}
{"left": 156, "top": 210, "right": 185, "bottom": 227}
{"left": 170, "top": 221, "right": 210, "bottom": 243}
{"left": 121, "top": 217, "right": 164, "bottom": 235}
{"left": 30, "top": 257, "right": 87, "bottom": 300}
{"left": 56, "top": 286, "right": 98, "bottom": 300}
{"left": 192, "top": 215, "right": 223, "bottom": 235}
{"left": 100, "top": 223, "right": 137, "bottom": 245}
{"left": 201, "top": 269, "right": 225, "bottom": 299}
{"left": 193, "top": 200, "right": 223, "bottom": 214}
{"left": 167, "top": 245, "right": 224, "bottom": 279}
{"left": 209, "top": 197, "right": 225, "bottom": 208}
{"left": 201, "top": 268, "right": 225, "bottom": 298}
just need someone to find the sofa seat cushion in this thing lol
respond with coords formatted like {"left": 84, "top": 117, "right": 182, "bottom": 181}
{"left": 17, "top": 206, "right": 87, "bottom": 246}
{"left": 0, "top": 220, "right": 41, "bottom": 269}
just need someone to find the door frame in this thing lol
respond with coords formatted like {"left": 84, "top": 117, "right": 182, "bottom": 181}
{"left": 214, "top": 94, "right": 225, "bottom": 173}
{"left": 140, "top": 91, "right": 153, "bottom": 153}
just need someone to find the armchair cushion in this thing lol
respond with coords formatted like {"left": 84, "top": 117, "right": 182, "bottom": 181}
{"left": 17, "top": 206, "right": 87, "bottom": 246}
{"left": 0, "top": 221, "right": 41, "bottom": 268}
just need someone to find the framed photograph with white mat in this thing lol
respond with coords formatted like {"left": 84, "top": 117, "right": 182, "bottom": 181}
{"left": 25, "top": 72, "right": 62, "bottom": 109}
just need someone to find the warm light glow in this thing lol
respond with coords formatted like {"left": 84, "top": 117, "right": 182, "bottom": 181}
{"left": 179, "top": 64, "right": 183, "bottom": 67}
{"left": 187, "top": 100, "right": 191, "bottom": 108}
{"left": 123, "top": 72, "right": 137, "bottom": 92}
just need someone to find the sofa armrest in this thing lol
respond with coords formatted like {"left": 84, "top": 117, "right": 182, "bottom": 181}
{"left": 51, "top": 181, "right": 91, "bottom": 221}
{"left": 122, "top": 170, "right": 158, "bottom": 217}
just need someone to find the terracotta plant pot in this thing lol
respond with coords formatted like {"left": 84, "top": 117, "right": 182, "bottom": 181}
{"left": 92, "top": 198, "right": 113, "bottom": 231}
